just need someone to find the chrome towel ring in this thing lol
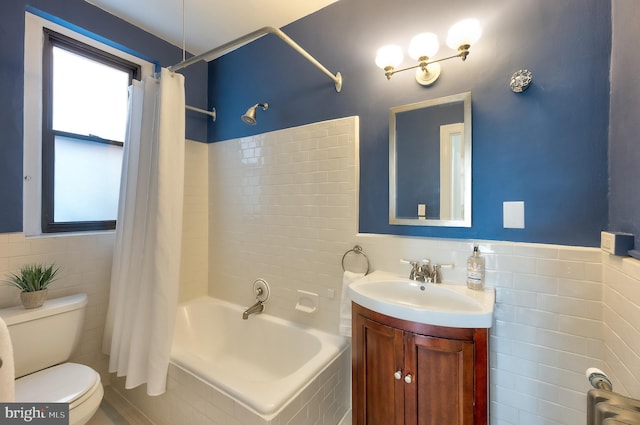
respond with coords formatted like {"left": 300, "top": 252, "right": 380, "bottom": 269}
{"left": 341, "top": 245, "right": 370, "bottom": 275}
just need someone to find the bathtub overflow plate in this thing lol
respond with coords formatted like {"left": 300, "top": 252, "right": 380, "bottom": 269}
{"left": 253, "top": 278, "right": 270, "bottom": 302}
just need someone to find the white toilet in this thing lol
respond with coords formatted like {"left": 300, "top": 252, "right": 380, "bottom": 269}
{"left": 0, "top": 293, "right": 104, "bottom": 425}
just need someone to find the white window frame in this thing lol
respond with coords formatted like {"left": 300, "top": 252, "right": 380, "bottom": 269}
{"left": 23, "top": 12, "right": 154, "bottom": 236}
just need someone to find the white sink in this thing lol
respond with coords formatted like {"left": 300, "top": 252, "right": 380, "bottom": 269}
{"left": 348, "top": 270, "right": 495, "bottom": 328}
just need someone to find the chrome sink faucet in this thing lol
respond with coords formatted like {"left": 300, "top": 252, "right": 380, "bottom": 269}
{"left": 406, "top": 260, "right": 432, "bottom": 282}
{"left": 404, "top": 260, "right": 453, "bottom": 283}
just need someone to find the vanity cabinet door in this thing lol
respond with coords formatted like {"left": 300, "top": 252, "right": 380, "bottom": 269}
{"left": 353, "top": 313, "right": 405, "bottom": 425}
{"left": 405, "top": 333, "right": 475, "bottom": 425}
{"left": 353, "top": 302, "right": 487, "bottom": 425}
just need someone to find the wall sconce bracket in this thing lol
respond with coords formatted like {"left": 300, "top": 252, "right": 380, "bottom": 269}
{"left": 415, "top": 63, "right": 441, "bottom": 86}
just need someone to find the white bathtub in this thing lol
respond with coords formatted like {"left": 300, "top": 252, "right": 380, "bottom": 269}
{"left": 170, "top": 296, "right": 348, "bottom": 418}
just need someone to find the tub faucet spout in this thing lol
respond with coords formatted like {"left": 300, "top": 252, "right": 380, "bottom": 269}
{"left": 242, "top": 301, "right": 264, "bottom": 320}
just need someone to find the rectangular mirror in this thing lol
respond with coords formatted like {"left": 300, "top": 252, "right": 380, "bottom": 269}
{"left": 389, "top": 92, "right": 472, "bottom": 227}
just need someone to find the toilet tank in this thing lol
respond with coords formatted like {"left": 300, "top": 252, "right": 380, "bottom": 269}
{"left": 0, "top": 294, "right": 88, "bottom": 378}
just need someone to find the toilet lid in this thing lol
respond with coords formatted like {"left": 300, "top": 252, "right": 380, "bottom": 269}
{"left": 16, "top": 363, "right": 100, "bottom": 405}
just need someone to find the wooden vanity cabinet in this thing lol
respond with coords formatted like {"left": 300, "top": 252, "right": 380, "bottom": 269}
{"left": 352, "top": 303, "right": 488, "bottom": 425}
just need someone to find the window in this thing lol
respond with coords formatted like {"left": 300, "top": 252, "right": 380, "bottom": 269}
{"left": 23, "top": 12, "right": 153, "bottom": 235}
{"left": 41, "top": 30, "right": 140, "bottom": 233}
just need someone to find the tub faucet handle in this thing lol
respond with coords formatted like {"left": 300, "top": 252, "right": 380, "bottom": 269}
{"left": 253, "top": 278, "right": 270, "bottom": 302}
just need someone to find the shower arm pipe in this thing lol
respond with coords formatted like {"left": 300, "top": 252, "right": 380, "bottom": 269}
{"left": 168, "top": 26, "right": 343, "bottom": 92}
{"left": 185, "top": 104, "right": 216, "bottom": 121}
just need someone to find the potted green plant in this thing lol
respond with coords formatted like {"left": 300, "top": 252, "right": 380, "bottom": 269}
{"left": 4, "top": 263, "right": 60, "bottom": 309}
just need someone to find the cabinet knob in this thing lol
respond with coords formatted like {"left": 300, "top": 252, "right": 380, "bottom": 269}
{"left": 394, "top": 371, "right": 402, "bottom": 380}
{"left": 404, "top": 374, "right": 413, "bottom": 384}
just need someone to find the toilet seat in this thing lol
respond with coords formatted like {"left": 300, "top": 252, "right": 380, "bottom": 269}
{"left": 15, "top": 362, "right": 103, "bottom": 425}
{"left": 15, "top": 362, "right": 101, "bottom": 405}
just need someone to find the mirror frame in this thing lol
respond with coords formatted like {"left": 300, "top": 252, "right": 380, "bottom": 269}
{"left": 389, "top": 92, "right": 472, "bottom": 227}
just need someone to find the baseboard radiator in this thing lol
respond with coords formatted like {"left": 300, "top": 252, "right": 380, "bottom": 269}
{"left": 586, "top": 368, "right": 640, "bottom": 424}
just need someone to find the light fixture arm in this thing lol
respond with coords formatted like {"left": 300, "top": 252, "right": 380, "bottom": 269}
{"left": 385, "top": 50, "right": 468, "bottom": 80}
{"left": 377, "top": 17, "right": 481, "bottom": 84}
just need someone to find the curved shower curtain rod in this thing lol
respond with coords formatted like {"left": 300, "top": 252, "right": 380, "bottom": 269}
{"left": 169, "top": 26, "right": 343, "bottom": 93}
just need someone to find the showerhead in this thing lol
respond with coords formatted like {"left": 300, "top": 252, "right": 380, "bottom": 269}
{"left": 241, "top": 112, "right": 256, "bottom": 125}
{"left": 241, "top": 103, "right": 268, "bottom": 125}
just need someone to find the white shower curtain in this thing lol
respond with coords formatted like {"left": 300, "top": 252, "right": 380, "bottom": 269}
{"left": 103, "top": 68, "right": 185, "bottom": 396}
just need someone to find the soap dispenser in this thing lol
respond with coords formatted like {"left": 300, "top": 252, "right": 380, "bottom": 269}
{"left": 466, "top": 244, "right": 485, "bottom": 290}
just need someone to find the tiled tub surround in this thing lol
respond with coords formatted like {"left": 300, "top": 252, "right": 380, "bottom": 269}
{"left": 170, "top": 296, "right": 349, "bottom": 422}
{"left": 111, "top": 340, "right": 351, "bottom": 425}
{"left": 208, "top": 116, "right": 360, "bottom": 334}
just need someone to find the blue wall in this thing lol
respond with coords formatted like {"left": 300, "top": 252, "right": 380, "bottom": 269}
{"left": 609, "top": 0, "right": 640, "bottom": 250}
{"left": 208, "top": 0, "right": 612, "bottom": 247}
{"left": 0, "top": 0, "right": 207, "bottom": 234}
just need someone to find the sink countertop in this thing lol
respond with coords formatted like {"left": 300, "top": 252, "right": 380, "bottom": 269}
{"left": 348, "top": 270, "right": 495, "bottom": 328}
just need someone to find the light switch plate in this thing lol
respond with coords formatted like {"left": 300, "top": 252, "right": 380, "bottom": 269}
{"left": 503, "top": 201, "right": 525, "bottom": 229}
{"left": 417, "top": 204, "right": 426, "bottom": 217}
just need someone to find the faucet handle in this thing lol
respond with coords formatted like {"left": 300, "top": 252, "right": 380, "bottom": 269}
{"left": 431, "top": 263, "right": 454, "bottom": 283}
{"left": 400, "top": 258, "right": 430, "bottom": 266}
{"left": 400, "top": 259, "right": 420, "bottom": 274}
{"left": 419, "top": 259, "right": 432, "bottom": 273}
{"left": 402, "top": 259, "right": 424, "bottom": 280}
{"left": 253, "top": 278, "right": 270, "bottom": 302}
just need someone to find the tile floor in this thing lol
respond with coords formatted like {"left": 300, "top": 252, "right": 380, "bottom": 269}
{"left": 87, "top": 386, "right": 153, "bottom": 425}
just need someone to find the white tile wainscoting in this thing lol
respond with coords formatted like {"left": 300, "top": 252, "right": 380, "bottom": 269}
{"left": 602, "top": 254, "right": 640, "bottom": 398}
{"left": 0, "top": 231, "right": 114, "bottom": 380}
{"left": 0, "top": 119, "right": 638, "bottom": 424}
{"left": 204, "top": 116, "right": 640, "bottom": 424}
{"left": 0, "top": 139, "right": 209, "bottom": 385}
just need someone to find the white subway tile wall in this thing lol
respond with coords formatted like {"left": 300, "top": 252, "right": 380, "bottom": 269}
{"left": 208, "top": 117, "right": 360, "bottom": 333}
{"left": 354, "top": 236, "right": 605, "bottom": 424}
{"left": 603, "top": 254, "right": 640, "bottom": 398}
{"left": 2, "top": 120, "right": 638, "bottom": 425}
{"left": 0, "top": 231, "right": 114, "bottom": 380}
{"left": 179, "top": 140, "right": 210, "bottom": 302}
{"left": 0, "top": 140, "right": 209, "bottom": 386}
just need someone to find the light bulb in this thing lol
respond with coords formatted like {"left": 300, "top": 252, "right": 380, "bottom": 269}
{"left": 446, "top": 18, "right": 482, "bottom": 50}
{"left": 408, "top": 32, "right": 439, "bottom": 60}
{"left": 375, "top": 45, "right": 403, "bottom": 69}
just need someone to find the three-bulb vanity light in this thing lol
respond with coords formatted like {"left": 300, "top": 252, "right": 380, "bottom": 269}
{"left": 375, "top": 19, "right": 482, "bottom": 86}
